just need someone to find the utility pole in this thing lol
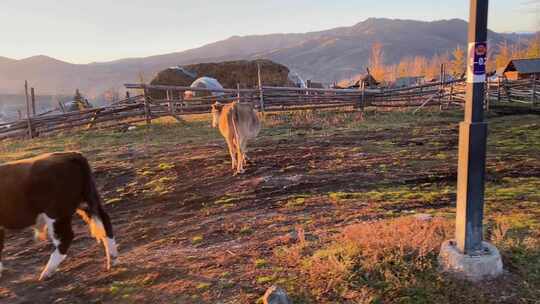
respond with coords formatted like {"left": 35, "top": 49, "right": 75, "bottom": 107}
{"left": 456, "top": 0, "right": 489, "bottom": 254}
{"left": 439, "top": 0, "right": 503, "bottom": 281}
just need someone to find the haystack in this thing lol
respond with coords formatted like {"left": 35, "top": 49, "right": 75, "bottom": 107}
{"left": 149, "top": 66, "right": 197, "bottom": 99}
{"left": 149, "top": 59, "right": 292, "bottom": 99}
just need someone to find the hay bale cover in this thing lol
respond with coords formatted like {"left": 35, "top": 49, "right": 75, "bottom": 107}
{"left": 186, "top": 77, "right": 225, "bottom": 98}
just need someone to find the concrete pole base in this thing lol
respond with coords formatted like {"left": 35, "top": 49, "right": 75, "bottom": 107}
{"left": 439, "top": 240, "right": 503, "bottom": 282}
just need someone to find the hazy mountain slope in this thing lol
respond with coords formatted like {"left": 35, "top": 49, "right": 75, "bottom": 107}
{"left": 0, "top": 56, "right": 16, "bottom": 65}
{"left": 255, "top": 18, "right": 509, "bottom": 81}
{"left": 0, "top": 18, "right": 525, "bottom": 96}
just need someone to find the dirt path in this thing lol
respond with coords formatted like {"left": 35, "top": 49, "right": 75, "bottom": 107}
{"left": 1, "top": 116, "right": 537, "bottom": 303}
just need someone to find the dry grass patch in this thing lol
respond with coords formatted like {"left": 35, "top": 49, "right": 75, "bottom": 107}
{"left": 300, "top": 217, "right": 452, "bottom": 301}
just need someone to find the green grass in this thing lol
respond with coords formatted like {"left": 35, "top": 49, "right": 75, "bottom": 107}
{"left": 328, "top": 184, "right": 453, "bottom": 205}
{"left": 254, "top": 259, "right": 268, "bottom": 269}
{"left": 195, "top": 282, "right": 211, "bottom": 291}
{"left": 191, "top": 235, "right": 204, "bottom": 245}
{"left": 256, "top": 275, "right": 275, "bottom": 284}
{"left": 0, "top": 118, "right": 220, "bottom": 163}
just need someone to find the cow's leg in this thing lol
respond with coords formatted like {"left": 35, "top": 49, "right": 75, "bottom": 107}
{"left": 97, "top": 206, "right": 118, "bottom": 269}
{"left": 225, "top": 137, "right": 237, "bottom": 172}
{"left": 77, "top": 206, "right": 118, "bottom": 270}
{"left": 240, "top": 139, "right": 250, "bottom": 167}
{"left": 0, "top": 227, "right": 4, "bottom": 278}
{"left": 236, "top": 139, "right": 245, "bottom": 174}
{"left": 39, "top": 216, "right": 73, "bottom": 280}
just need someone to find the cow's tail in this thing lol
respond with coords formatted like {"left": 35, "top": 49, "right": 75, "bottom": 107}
{"left": 70, "top": 153, "right": 118, "bottom": 269}
{"left": 230, "top": 103, "right": 243, "bottom": 172}
{"left": 231, "top": 102, "right": 241, "bottom": 147}
{"left": 33, "top": 214, "right": 48, "bottom": 241}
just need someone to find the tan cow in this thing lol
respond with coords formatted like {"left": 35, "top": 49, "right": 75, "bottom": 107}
{"left": 211, "top": 101, "right": 261, "bottom": 175}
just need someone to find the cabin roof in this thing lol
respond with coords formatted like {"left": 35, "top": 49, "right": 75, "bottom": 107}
{"left": 504, "top": 58, "right": 540, "bottom": 74}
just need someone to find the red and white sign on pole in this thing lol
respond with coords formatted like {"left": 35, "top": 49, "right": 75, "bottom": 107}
{"left": 467, "top": 42, "right": 487, "bottom": 83}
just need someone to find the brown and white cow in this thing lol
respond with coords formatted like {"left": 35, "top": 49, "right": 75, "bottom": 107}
{"left": 211, "top": 101, "right": 261, "bottom": 175}
{"left": 0, "top": 152, "right": 118, "bottom": 280}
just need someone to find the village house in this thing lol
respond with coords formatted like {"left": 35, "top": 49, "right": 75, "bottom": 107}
{"left": 503, "top": 58, "right": 540, "bottom": 80}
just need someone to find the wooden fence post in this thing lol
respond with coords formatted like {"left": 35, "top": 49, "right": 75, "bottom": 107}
{"left": 439, "top": 64, "right": 444, "bottom": 111}
{"left": 485, "top": 79, "right": 490, "bottom": 112}
{"left": 257, "top": 62, "right": 265, "bottom": 112}
{"left": 505, "top": 77, "right": 511, "bottom": 102}
{"left": 143, "top": 86, "right": 151, "bottom": 125}
{"left": 30, "top": 87, "right": 36, "bottom": 116}
{"left": 360, "top": 81, "right": 366, "bottom": 111}
{"left": 497, "top": 77, "right": 501, "bottom": 103}
{"left": 167, "top": 90, "right": 174, "bottom": 116}
{"left": 24, "top": 81, "right": 34, "bottom": 138}
{"left": 450, "top": 82, "right": 454, "bottom": 106}
{"left": 531, "top": 76, "right": 537, "bottom": 107}
{"left": 178, "top": 91, "right": 184, "bottom": 115}
{"left": 237, "top": 83, "right": 241, "bottom": 101}
{"left": 171, "top": 90, "right": 177, "bottom": 117}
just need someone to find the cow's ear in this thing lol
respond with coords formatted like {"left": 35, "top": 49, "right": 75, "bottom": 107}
{"left": 213, "top": 102, "right": 224, "bottom": 111}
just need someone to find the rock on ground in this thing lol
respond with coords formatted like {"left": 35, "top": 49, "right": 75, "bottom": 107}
{"left": 262, "top": 285, "right": 292, "bottom": 304}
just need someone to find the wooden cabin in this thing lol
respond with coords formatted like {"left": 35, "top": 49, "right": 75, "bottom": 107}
{"left": 503, "top": 58, "right": 540, "bottom": 80}
{"left": 394, "top": 76, "right": 425, "bottom": 88}
{"left": 306, "top": 80, "right": 324, "bottom": 89}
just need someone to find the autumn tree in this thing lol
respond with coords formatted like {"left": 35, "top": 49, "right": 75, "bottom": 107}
{"left": 385, "top": 64, "right": 397, "bottom": 81}
{"left": 426, "top": 54, "right": 449, "bottom": 80}
{"left": 396, "top": 57, "right": 413, "bottom": 78}
{"left": 450, "top": 46, "right": 466, "bottom": 77}
{"left": 411, "top": 56, "right": 428, "bottom": 77}
{"left": 511, "top": 43, "right": 526, "bottom": 59}
{"left": 137, "top": 72, "right": 146, "bottom": 96}
{"left": 495, "top": 41, "right": 511, "bottom": 69}
{"left": 525, "top": 34, "right": 540, "bottom": 58}
{"left": 369, "top": 42, "right": 386, "bottom": 81}
{"left": 102, "top": 87, "right": 120, "bottom": 103}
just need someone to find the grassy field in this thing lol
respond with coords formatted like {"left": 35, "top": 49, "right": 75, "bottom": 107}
{"left": 0, "top": 108, "right": 538, "bottom": 304}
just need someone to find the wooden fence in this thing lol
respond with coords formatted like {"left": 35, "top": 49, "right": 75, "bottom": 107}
{"left": 0, "top": 76, "right": 537, "bottom": 141}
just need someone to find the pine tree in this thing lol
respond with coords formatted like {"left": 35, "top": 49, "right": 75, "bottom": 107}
{"left": 73, "top": 89, "right": 83, "bottom": 102}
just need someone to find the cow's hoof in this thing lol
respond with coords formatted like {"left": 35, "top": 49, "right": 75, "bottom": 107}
{"left": 39, "top": 271, "right": 53, "bottom": 281}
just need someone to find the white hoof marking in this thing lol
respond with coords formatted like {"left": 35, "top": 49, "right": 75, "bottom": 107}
{"left": 39, "top": 249, "right": 66, "bottom": 280}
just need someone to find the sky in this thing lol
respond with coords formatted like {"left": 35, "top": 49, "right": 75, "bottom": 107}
{"left": 1, "top": 0, "right": 538, "bottom": 64}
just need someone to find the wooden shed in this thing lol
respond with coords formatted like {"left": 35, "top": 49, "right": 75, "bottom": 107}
{"left": 503, "top": 58, "right": 540, "bottom": 80}
{"left": 306, "top": 80, "right": 324, "bottom": 89}
{"left": 394, "top": 76, "right": 425, "bottom": 88}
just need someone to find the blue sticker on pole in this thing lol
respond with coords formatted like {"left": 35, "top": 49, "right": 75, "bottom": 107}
{"left": 467, "top": 42, "right": 487, "bottom": 83}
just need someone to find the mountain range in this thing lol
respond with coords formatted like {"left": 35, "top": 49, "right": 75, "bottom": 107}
{"left": 0, "top": 18, "right": 534, "bottom": 97}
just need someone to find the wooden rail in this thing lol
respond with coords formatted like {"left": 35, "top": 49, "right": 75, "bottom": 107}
{"left": 1, "top": 77, "right": 537, "bottom": 141}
